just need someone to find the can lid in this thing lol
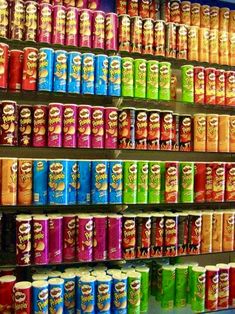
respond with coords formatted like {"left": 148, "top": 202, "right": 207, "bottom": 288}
{"left": 162, "top": 265, "right": 176, "bottom": 270}
{"left": 32, "top": 274, "right": 48, "bottom": 281}
{"left": 228, "top": 263, "right": 235, "bottom": 268}
{"left": 0, "top": 100, "right": 17, "bottom": 104}
{"left": 192, "top": 266, "right": 205, "bottom": 273}
{"left": 206, "top": 266, "right": 219, "bottom": 272}
{"left": 108, "top": 214, "right": 122, "bottom": 218}
{"left": 77, "top": 214, "right": 93, "bottom": 219}
{"left": 47, "top": 271, "right": 62, "bottom": 277}
{"left": 16, "top": 215, "right": 32, "bottom": 221}
{"left": 93, "top": 214, "right": 107, "bottom": 218}
{"left": 93, "top": 265, "right": 107, "bottom": 271}
{"left": 134, "top": 58, "right": 147, "bottom": 62}
{"left": 96, "top": 275, "right": 112, "bottom": 281}
{"left": 95, "top": 54, "right": 108, "bottom": 58}
{"left": 54, "top": 49, "right": 67, "bottom": 54}
{"left": 91, "top": 271, "right": 106, "bottom": 277}
{"left": 107, "top": 269, "right": 122, "bottom": 275}
{"left": 64, "top": 267, "right": 79, "bottom": 273}
{"left": 39, "top": 47, "right": 54, "bottom": 52}
{"left": 175, "top": 265, "right": 189, "bottom": 270}
{"left": 120, "top": 107, "right": 136, "bottom": 110}
{"left": 112, "top": 273, "right": 127, "bottom": 280}
{"left": 78, "top": 266, "right": 92, "bottom": 272}
{"left": 48, "top": 278, "right": 64, "bottom": 285}
{"left": 48, "top": 214, "right": 63, "bottom": 219}
{"left": 77, "top": 104, "right": 92, "bottom": 108}
{"left": 137, "top": 213, "right": 151, "bottom": 218}
{"left": 32, "top": 280, "right": 48, "bottom": 288}
{"left": 105, "top": 107, "right": 117, "bottom": 110}
{"left": 14, "top": 281, "right": 32, "bottom": 289}
{"left": 151, "top": 213, "right": 164, "bottom": 217}
{"left": 135, "top": 266, "right": 150, "bottom": 273}
{"left": 216, "top": 264, "right": 230, "bottom": 269}
{"left": 165, "top": 213, "right": 179, "bottom": 217}
{"left": 33, "top": 215, "right": 48, "bottom": 220}
{"left": 125, "top": 271, "right": 141, "bottom": 278}
{"left": 160, "top": 110, "right": 173, "bottom": 113}
{"left": 135, "top": 108, "right": 148, "bottom": 111}
{"left": 61, "top": 273, "right": 76, "bottom": 280}
{"left": 123, "top": 213, "right": 136, "bottom": 218}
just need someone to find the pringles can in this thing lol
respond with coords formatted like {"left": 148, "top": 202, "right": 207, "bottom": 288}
{"left": 165, "top": 162, "right": 179, "bottom": 203}
{"left": 176, "top": 24, "right": 188, "bottom": 60}
{"left": 142, "top": 18, "right": 154, "bottom": 55}
{"left": 93, "top": 11, "right": 105, "bottom": 49}
{"left": 32, "top": 215, "right": 49, "bottom": 265}
{"left": 131, "top": 16, "right": 143, "bottom": 54}
{"left": 194, "top": 162, "right": 206, "bottom": 203}
{"left": 147, "top": 110, "right": 160, "bottom": 150}
{"left": 0, "top": 101, "right": 18, "bottom": 146}
{"left": 118, "top": 107, "right": 135, "bottom": 149}
{"left": 77, "top": 105, "right": 92, "bottom": 148}
{"left": 22, "top": 47, "right": 38, "bottom": 91}
{"left": 53, "top": 50, "right": 67, "bottom": 93}
{"left": 207, "top": 114, "right": 219, "bottom": 152}
{"left": 8, "top": 50, "right": 23, "bottom": 91}
{"left": 24, "top": 0, "right": 38, "bottom": 41}
{"left": 108, "top": 56, "right": 121, "bottom": 97}
{"left": 136, "top": 214, "right": 151, "bottom": 258}
{"left": 32, "top": 105, "right": 47, "bottom": 147}
{"left": 32, "top": 281, "right": 49, "bottom": 313}
{"left": 91, "top": 106, "right": 104, "bottom": 149}
{"left": 81, "top": 53, "right": 95, "bottom": 95}
{"left": 10, "top": 0, "right": 25, "bottom": 40}
{"left": 48, "top": 215, "right": 63, "bottom": 263}
{"left": 65, "top": 7, "right": 79, "bottom": 46}
{"left": 38, "top": 48, "right": 54, "bottom": 92}
{"left": 199, "top": 28, "right": 209, "bottom": 63}
{"left": 123, "top": 160, "right": 137, "bottom": 204}
{"left": 0, "top": 0, "right": 8, "bottom": 39}
{"left": 52, "top": 5, "right": 66, "bottom": 45}
{"left": 134, "top": 59, "right": 147, "bottom": 98}
{"left": 194, "top": 114, "right": 206, "bottom": 152}
{"left": 67, "top": 51, "right": 81, "bottom": 94}
{"left": 79, "top": 9, "right": 92, "bottom": 48}
{"left": 180, "top": 162, "right": 194, "bottom": 203}
{"left": 121, "top": 57, "right": 134, "bottom": 97}
{"left": 0, "top": 43, "right": 9, "bottom": 89}
{"left": 188, "top": 26, "right": 199, "bottom": 61}
{"left": 215, "top": 69, "right": 225, "bottom": 105}
{"left": 218, "top": 115, "right": 229, "bottom": 153}
{"left": 107, "top": 214, "right": 122, "bottom": 260}
{"left": 119, "top": 14, "right": 131, "bottom": 52}
{"left": 160, "top": 110, "right": 173, "bottom": 150}
{"left": 18, "top": 105, "right": 32, "bottom": 147}
{"left": 48, "top": 103, "right": 63, "bottom": 147}
{"left": 181, "top": 65, "right": 194, "bottom": 103}
{"left": 77, "top": 215, "right": 93, "bottom": 261}
{"left": 105, "top": 13, "right": 118, "bottom": 51}
{"left": 201, "top": 5, "right": 210, "bottom": 28}
{"left": 146, "top": 60, "right": 159, "bottom": 100}
{"left": 63, "top": 214, "right": 76, "bottom": 261}
{"left": 108, "top": 161, "right": 123, "bottom": 204}
{"left": 165, "top": 22, "right": 177, "bottom": 58}
{"left": 77, "top": 160, "right": 91, "bottom": 204}
{"left": 93, "top": 215, "right": 107, "bottom": 261}
{"left": 137, "top": 160, "right": 148, "bottom": 204}
{"left": 148, "top": 161, "right": 161, "bottom": 203}
{"left": 179, "top": 114, "right": 192, "bottom": 151}
{"left": 164, "top": 213, "right": 178, "bottom": 256}
{"left": 194, "top": 66, "right": 205, "bottom": 104}
{"left": 135, "top": 109, "right": 148, "bottom": 150}
{"left": 159, "top": 62, "right": 171, "bottom": 100}
{"left": 18, "top": 159, "right": 33, "bottom": 205}
{"left": 33, "top": 160, "right": 48, "bottom": 205}
{"left": 48, "top": 278, "right": 64, "bottom": 314}
{"left": 16, "top": 215, "right": 32, "bottom": 265}
{"left": 1, "top": 158, "right": 17, "bottom": 205}
{"left": 96, "top": 275, "right": 112, "bottom": 313}
{"left": 122, "top": 214, "right": 136, "bottom": 259}
{"left": 191, "top": 3, "right": 201, "bottom": 27}
{"left": 63, "top": 104, "right": 77, "bottom": 148}
{"left": 95, "top": 54, "right": 108, "bottom": 95}
{"left": 91, "top": 160, "right": 108, "bottom": 204}
{"left": 112, "top": 273, "right": 128, "bottom": 313}
{"left": 14, "top": 281, "right": 32, "bottom": 314}
{"left": 154, "top": 20, "right": 165, "bottom": 56}
{"left": 38, "top": 3, "right": 52, "bottom": 43}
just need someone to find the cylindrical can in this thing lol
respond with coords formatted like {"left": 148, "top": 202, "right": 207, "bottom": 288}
{"left": 229, "top": 263, "right": 235, "bottom": 306}
{"left": 220, "top": 7, "right": 230, "bottom": 32}
{"left": 38, "top": 48, "right": 54, "bottom": 92}
{"left": 229, "top": 10, "right": 235, "bottom": 33}
{"left": 53, "top": 50, "right": 67, "bottom": 93}
{"left": 69, "top": 162, "right": 77, "bottom": 203}
{"left": 175, "top": 265, "right": 188, "bottom": 308}
{"left": 105, "top": 13, "right": 118, "bottom": 51}
{"left": 201, "top": 5, "right": 210, "bottom": 28}
{"left": 112, "top": 273, "right": 128, "bottom": 313}
{"left": 136, "top": 266, "right": 149, "bottom": 312}
{"left": 93, "top": 215, "right": 107, "bottom": 261}
{"left": 32, "top": 105, "right": 47, "bottom": 147}
{"left": 121, "top": 57, "right": 134, "bottom": 97}
{"left": 209, "top": 29, "right": 219, "bottom": 64}
{"left": 219, "top": 31, "right": 229, "bottom": 65}
{"left": 95, "top": 54, "right": 108, "bottom": 96}
{"left": 136, "top": 214, "right": 151, "bottom": 258}
{"left": 154, "top": 20, "right": 165, "bottom": 56}
{"left": 171, "top": 74, "right": 177, "bottom": 101}
{"left": 122, "top": 214, "right": 136, "bottom": 260}
{"left": 0, "top": 275, "right": 16, "bottom": 313}
{"left": 160, "top": 111, "right": 173, "bottom": 150}
{"left": 49, "top": 278, "right": 64, "bottom": 314}
{"left": 77, "top": 105, "right": 91, "bottom": 148}
{"left": 210, "top": 6, "right": 219, "bottom": 29}
{"left": 159, "top": 62, "right": 171, "bottom": 100}
{"left": 212, "top": 162, "right": 225, "bottom": 202}
{"left": 191, "top": 267, "right": 206, "bottom": 312}
{"left": 16, "top": 216, "right": 32, "bottom": 266}
{"left": 151, "top": 213, "right": 164, "bottom": 257}
{"left": 161, "top": 266, "right": 175, "bottom": 309}
{"left": 33, "top": 160, "right": 47, "bottom": 206}
{"left": 205, "top": 163, "right": 213, "bottom": 202}
{"left": 135, "top": 109, "right": 148, "bottom": 150}
{"left": 60, "top": 273, "right": 76, "bottom": 314}
{"left": 91, "top": 160, "right": 108, "bottom": 204}
{"left": 38, "top": 3, "right": 52, "bottom": 43}
{"left": 18, "top": 159, "right": 32, "bottom": 205}
{"left": 1, "top": 158, "right": 18, "bottom": 205}
{"left": 33, "top": 215, "right": 49, "bottom": 265}
{"left": 147, "top": 110, "right": 160, "bottom": 150}
{"left": 180, "top": 1, "right": 191, "bottom": 25}
{"left": 164, "top": 213, "right": 178, "bottom": 256}
{"left": 212, "top": 211, "right": 223, "bottom": 252}
{"left": 116, "top": 0, "right": 127, "bottom": 15}
{"left": 48, "top": 103, "right": 63, "bottom": 147}
{"left": 88, "top": 0, "right": 100, "bottom": 10}
{"left": 199, "top": 27, "right": 210, "bottom": 63}
{"left": 178, "top": 213, "right": 189, "bottom": 255}
{"left": 18, "top": 105, "right": 32, "bottom": 147}
{"left": 230, "top": 116, "right": 235, "bottom": 152}
{"left": 225, "top": 71, "right": 235, "bottom": 106}
{"left": 194, "top": 114, "right": 206, "bottom": 151}
{"left": 107, "top": 214, "right": 122, "bottom": 260}
{"left": 65, "top": 7, "right": 79, "bottom": 46}
{"left": 165, "top": 22, "right": 177, "bottom": 58}
{"left": 48, "top": 215, "right": 62, "bottom": 264}
{"left": 188, "top": 212, "right": 202, "bottom": 254}
{"left": 191, "top": 3, "right": 201, "bottom": 26}
{"left": 77, "top": 215, "right": 93, "bottom": 261}
{"left": 92, "top": 10, "right": 105, "bottom": 49}
{"left": 24, "top": 1, "right": 37, "bottom": 41}
{"left": 170, "top": 0, "right": 180, "bottom": 23}
{"left": 148, "top": 161, "right": 161, "bottom": 203}
{"left": 226, "top": 163, "right": 235, "bottom": 201}
{"left": 217, "top": 263, "right": 229, "bottom": 309}
{"left": 91, "top": 106, "right": 104, "bottom": 149}
{"left": 22, "top": 47, "right": 38, "bottom": 91}
{"left": 14, "top": 281, "right": 32, "bottom": 314}
{"left": 188, "top": 26, "right": 199, "bottom": 61}
{"left": 223, "top": 211, "right": 234, "bottom": 251}
{"left": 205, "top": 266, "right": 219, "bottom": 311}
{"left": 201, "top": 211, "right": 213, "bottom": 253}
{"left": 180, "top": 162, "right": 194, "bottom": 203}
{"left": 32, "top": 281, "right": 48, "bottom": 313}
{"left": 118, "top": 107, "right": 135, "bottom": 149}
{"left": 127, "top": 271, "right": 141, "bottom": 313}
{"left": 105, "top": 107, "right": 118, "bottom": 149}
{"left": 206, "top": 114, "right": 219, "bottom": 152}
{"left": 181, "top": 65, "right": 194, "bottom": 103}
{"left": 146, "top": 60, "right": 159, "bottom": 100}
{"left": 215, "top": 69, "right": 225, "bottom": 106}
{"left": 81, "top": 53, "right": 95, "bottom": 94}
{"left": 142, "top": 18, "right": 154, "bottom": 55}
{"left": 0, "top": 0, "right": 8, "bottom": 39}
{"left": 194, "top": 162, "right": 206, "bottom": 203}
{"left": 108, "top": 160, "right": 122, "bottom": 204}
{"left": 96, "top": 275, "right": 112, "bottom": 313}
{"left": 134, "top": 59, "right": 146, "bottom": 98}
{"left": 79, "top": 276, "right": 96, "bottom": 313}
{"left": 63, "top": 104, "right": 77, "bottom": 148}
{"left": 131, "top": 16, "right": 143, "bottom": 54}
{"left": 52, "top": 5, "right": 66, "bottom": 45}
{"left": 119, "top": 14, "right": 131, "bottom": 52}
{"left": 137, "top": 161, "right": 148, "bottom": 203}
{"left": 172, "top": 113, "right": 179, "bottom": 151}
{"left": 8, "top": 50, "right": 23, "bottom": 91}
{"left": 108, "top": 55, "right": 121, "bottom": 96}
{"left": 176, "top": 24, "right": 188, "bottom": 60}
{"left": 10, "top": 0, "right": 25, "bottom": 40}
{"left": 67, "top": 51, "right": 81, "bottom": 94}
{"left": 62, "top": 214, "right": 76, "bottom": 262}
{"left": 0, "top": 43, "right": 9, "bottom": 89}
{"left": 127, "top": 0, "right": 138, "bottom": 16}
{"left": 123, "top": 160, "right": 137, "bottom": 204}
{"left": 139, "top": 0, "right": 150, "bottom": 18}
{"left": 179, "top": 114, "right": 192, "bottom": 151}
{"left": 77, "top": 160, "right": 91, "bottom": 204}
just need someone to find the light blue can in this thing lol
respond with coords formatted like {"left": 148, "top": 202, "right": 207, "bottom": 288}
{"left": 49, "top": 278, "right": 64, "bottom": 314}
{"left": 67, "top": 51, "right": 81, "bottom": 94}
{"left": 81, "top": 53, "right": 95, "bottom": 95}
{"left": 68, "top": 160, "right": 77, "bottom": 205}
{"left": 53, "top": 50, "right": 67, "bottom": 93}
{"left": 109, "top": 161, "right": 123, "bottom": 204}
{"left": 77, "top": 160, "right": 91, "bottom": 205}
{"left": 108, "top": 56, "right": 121, "bottom": 97}
{"left": 91, "top": 160, "right": 108, "bottom": 204}
{"left": 96, "top": 275, "right": 112, "bottom": 314}
{"left": 32, "top": 280, "right": 49, "bottom": 313}
{"left": 61, "top": 273, "right": 76, "bottom": 314}
{"left": 48, "top": 160, "right": 69, "bottom": 205}
{"left": 75, "top": 271, "right": 90, "bottom": 313}
{"left": 38, "top": 48, "right": 54, "bottom": 92}
{"left": 95, "top": 54, "right": 108, "bottom": 95}
{"left": 80, "top": 276, "right": 96, "bottom": 314}
{"left": 112, "top": 273, "right": 127, "bottom": 314}
{"left": 33, "top": 160, "right": 48, "bottom": 205}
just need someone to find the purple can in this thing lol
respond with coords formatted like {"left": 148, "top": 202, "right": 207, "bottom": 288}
{"left": 63, "top": 104, "right": 78, "bottom": 148}
{"left": 33, "top": 215, "right": 49, "bottom": 265}
{"left": 65, "top": 7, "right": 79, "bottom": 47}
{"left": 108, "top": 214, "right": 122, "bottom": 260}
{"left": 93, "top": 11, "right": 105, "bottom": 49}
{"left": 52, "top": 5, "right": 66, "bottom": 45}
{"left": 105, "top": 107, "right": 118, "bottom": 149}
{"left": 25, "top": 1, "right": 38, "bottom": 42}
{"left": 37, "top": 3, "right": 52, "bottom": 44}
{"left": 18, "top": 105, "right": 33, "bottom": 147}
{"left": 91, "top": 106, "right": 104, "bottom": 149}
{"left": 79, "top": 9, "right": 92, "bottom": 48}
{"left": 93, "top": 215, "right": 107, "bottom": 261}
{"left": 33, "top": 105, "right": 47, "bottom": 147}
{"left": 48, "top": 215, "right": 63, "bottom": 264}
{"left": 77, "top": 215, "right": 93, "bottom": 262}
{"left": 63, "top": 214, "right": 76, "bottom": 262}
{"left": 76, "top": 0, "right": 88, "bottom": 9}
{"left": 48, "top": 103, "right": 63, "bottom": 147}
{"left": 105, "top": 13, "right": 118, "bottom": 51}
{"left": 77, "top": 105, "right": 92, "bottom": 148}
{"left": 88, "top": 0, "right": 100, "bottom": 10}
{"left": 10, "top": 0, "right": 25, "bottom": 40}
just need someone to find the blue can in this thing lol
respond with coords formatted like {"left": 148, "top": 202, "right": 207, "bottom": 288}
{"left": 95, "top": 54, "right": 108, "bottom": 95}
{"left": 53, "top": 50, "right": 67, "bottom": 93}
{"left": 77, "top": 160, "right": 91, "bottom": 205}
{"left": 96, "top": 275, "right": 112, "bottom": 314}
{"left": 75, "top": 271, "right": 90, "bottom": 313}
{"left": 91, "top": 160, "right": 108, "bottom": 204}
{"left": 81, "top": 53, "right": 95, "bottom": 95}
{"left": 68, "top": 160, "right": 77, "bottom": 205}
{"left": 109, "top": 161, "right": 123, "bottom": 204}
{"left": 33, "top": 160, "right": 48, "bottom": 205}
{"left": 80, "top": 276, "right": 96, "bottom": 314}
{"left": 48, "top": 160, "right": 69, "bottom": 205}
{"left": 112, "top": 273, "right": 127, "bottom": 314}
{"left": 49, "top": 278, "right": 64, "bottom": 314}
{"left": 38, "top": 48, "right": 54, "bottom": 92}
{"left": 67, "top": 51, "right": 81, "bottom": 94}
{"left": 108, "top": 56, "right": 121, "bottom": 97}
{"left": 32, "top": 280, "right": 49, "bottom": 313}
{"left": 61, "top": 273, "right": 76, "bottom": 314}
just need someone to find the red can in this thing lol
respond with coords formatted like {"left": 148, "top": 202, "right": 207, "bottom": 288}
{"left": 215, "top": 69, "right": 225, "bottom": 106}
{"left": 188, "top": 212, "right": 202, "bottom": 254}
{"left": 205, "top": 68, "right": 216, "bottom": 105}
{"left": 179, "top": 114, "right": 192, "bottom": 151}
{"left": 165, "top": 161, "right": 179, "bottom": 203}
{"left": 18, "top": 105, "right": 33, "bottom": 147}
{"left": 212, "top": 162, "right": 225, "bottom": 202}
{"left": 0, "top": 43, "right": 9, "bottom": 89}
{"left": 142, "top": 18, "right": 154, "bottom": 55}
{"left": 63, "top": 214, "right": 76, "bottom": 262}
{"left": 164, "top": 213, "right": 178, "bottom": 257}
{"left": 0, "top": 0, "right": 9, "bottom": 38}
{"left": 151, "top": 213, "right": 164, "bottom": 257}
{"left": 14, "top": 281, "right": 32, "bottom": 314}
{"left": 160, "top": 111, "right": 173, "bottom": 151}
{"left": 170, "top": 0, "right": 181, "bottom": 23}
{"left": 154, "top": 20, "right": 165, "bottom": 56}
{"left": 122, "top": 214, "right": 136, "bottom": 259}
{"left": 104, "top": 107, "right": 118, "bottom": 149}
{"left": 119, "top": 14, "right": 131, "bottom": 52}
{"left": 24, "top": 1, "right": 38, "bottom": 42}
{"left": 194, "top": 162, "right": 206, "bottom": 203}
{"left": 10, "top": 0, "right": 25, "bottom": 40}
{"left": 217, "top": 263, "right": 229, "bottom": 308}
{"left": 32, "top": 105, "right": 47, "bottom": 147}
{"left": 147, "top": 109, "right": 160, "bottom": 150}
{"left": 176, "top": 24, "right": 188, "bottom": 60}
{"left": 205, "top": 163, "right": 213, "bottom": 202}
{"left": 178, "top": 213, "right": 189, "bottom": 255}
{"left": 0, "top": 275, "right": 16, "bottom": 313}
{"left": 0, "top": 101, "right": 18, "bottom": 146}
{"left": 150, "top": 0, "right": 160, "bottom": 20}
{"left": 229, "top": 263, "right": 235, "bottom": 306}
{"left": 118, "top": 107, "right": 135, "bottom": 150}
{"left": 205, "top": 266, "right": 219, "bottom": 311}
{"left": 135, "top": 109, "right": 148, "bottom": 150}
{"left": 194, "top": 66, "right": 205, "bottom": 104}
{"left": 22, "top": 47, "right": 38, "bottom": 91}
{"left": 225, "top": 71, "right": 235, "bottom": 106}
{"left": 130, "top": 16, "right": 143, "bottom": 54}
{"left": 165, "top": 22, "right": 177, "bottom": 58}
{"left": 91, "top": 106, "right": 104, "bottom": 149}
{"left": 172, "top": 113, "right": 179, "bottom": 151}
{"left": 105, "top": 13, "right": 118, "bottom": 51}
{"left": 136, "top": 214, "right": 151, "bottom": 259}
{"left": 92, "top": 10, "right": 105, "bottom": 50}
{"left": 139, "top": 0, "right": 150, "bottom": 18}
{"left": 77, "top": 105, "right": 92, "bottom": 148}
{"left": 16, "top": 216, "right": 32, "bottom": 266}
{"left": 225, "top": 163, "right": 235, "bottom": 201}
{"left": 116, "top": 0, "right": 127, "bottom": 15}
{"left": 127, "top": 0, "right": 138, "bottom": 17}
{"left": 8, "top": 50, "right": 23, "bottom": 91}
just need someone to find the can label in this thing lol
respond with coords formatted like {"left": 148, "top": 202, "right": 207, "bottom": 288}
{"left": 230, "top": 116, "right": 235, "bottom": 152}
{"left": 16, "top": 218, "right": 31, "bottom": 265}
{"left": 206, "top": 164, "right": 213, "bottom": 202}
{"left": 48, "top": 160, "right": 68, "bottom": 205}
{"left": 179, "top": 115, "right": 192, "bottom": 151}
{"left": 225, "top": 71, "right": 235, "bottom": 106}
{"left": 164, "top": 215, "right": 178, "bottom": 256}
{"left": 0, "top": 0, "right": 8, "bottom": 38}
{"left": 0, "top": 43, "right": 8, "bottom": 89}
{"left": 170, "top": 0, "right": 181, "bottom": 23}
{"left": 63, "top": 105, "right": 77, "bottom": 148}
{"left": 148, "top": 162, "right": 161, "bottom": 204}
{"left": 18, "top": 106, "right": 32, "bottom": 147}
{"left": 127, "top": 0, "right": 138, "bottom": 16}
{"left": 165, "top": 162, "right": 178, "bottom": 203}
{"left": 91, "top": 161, "right": 108, "bottom": 204}
{"left": 165, "top": 22, "right": 177, "bottom": 58}
{"left": 188, "top": 26, "right": 199, "bottom": 61}
{"left": 135, "top": 110, "right": 147, "bottom": 150}
{"left": 191, "top": 3, "right": 201, "bottom": 26}
{"left": 151, "top": 215, "right": 164, "bottom": 257}
{"left": 131, "top": 16, "right": 142, "bottom": 54}
{"left": 105, "top": 13, "right": 118, "bottom": 51}
{"left": 206, "top": 270, "right": 219, "bottom": 311}
{"left": 147, "top": 111, "right": 160, "bottom": 150}
{"left": 108, "top": 56, "right": 121, "bottom": 97}
{"left": 181, "top": 1, "right": 191, "bottom": 25}
{"left": 67, "top": 52, "right": 81, "bottom": 94}
{"left": 188, "top": 214, "right": 202, "bottom": 254}
{"left": 194, "top": 114, "right": 206, "bottom": 152}
{"left": 122, "top": 216, "right": 136, "bottom": 259}
{"left": 91, "top": 107, "right": 104, "bottom": 149}
{"left": 77, "top": 105, "right": 91, "bottom": 148}
{"left": 215, "top": 70, "right": 225, "bottom": 105}
{"left": 178, "top": 215, "right": 189, "bottom": 254}
{"left": 22, "top": 48, "right": 38, "bottom": 91}
{"left": 180, "top": 163, "right": 194, "bottom": 203}
{"left": 53, "top": 51, "right": 67, "bottom": 92}
{"left": 121, "top": 57, "right": 134, "bottom": 97}
{"left": 105, "top": 108, "right": 118, "bottom": 149}
{"left": 25, "top": 1, "right": 38, "bottom": 41}
{"left": 38, "top": 48, "right": 54, "bottom": 92}
{"left": 38, "top": 3, "right": 52, "bottom": 43}
{"left": 137, "top": 216, "right": 151, "bottom": 258}
{"left": 118, "top": 108, "right": 135, "bottom": 149}
{"left": 212, "top": 163, "right": 225, "bottom": 202}
{"left": 10, "top": 0, "right": 25, "bottom": 40}
{"left": 176, "top": 24, "right": 188, "bottom": 59}
{"left": 0, "top": 101, "right": 18, "bottom": 146}
{"left": 81, "top": 53, "right": 95, "bottom": 95}
{"left": 218, "top": 268, "right": 229, "bottom": 308}
{"left": 77, "top": 217, "right": 93, "bottom": 261}
{"left": 194, "top": 67, "right": 205, "bottom": 103}
{"left": 52, "top": 5, "right": 66, "bottom": 45}
{"left": 119, "top": 14, "right": 131, "bottom": 52}
{"left": 207, "top": 115, "right": 218, "bottom": 152}
{"left": 48, "top": 104, "right": 63, "bottom": 147}
{"left": 109, "top": 161, "right": 123, "bottom": 204}
{"left": 159, "top": 62, "right": 171, "bottom": 100}
{"left": 201, "top": 5, "right": 210, "bottom": 28}
{"left": 154, "top": 20, "right": 165, "bottom": 56}
{"left": 160, "top": 111, "right": 173, "bottom": 150}
{"left": 226, "top": 164, "right": 235, "bottom": 201}
{"left": 143, "top": 18, "right": 154, "bottom": 55}
{"left": 116, "top": 0, "right": 127, "bottom": 14}
{"left": 33, "top": 105, "right": 47, "bottom": 147}
{"left": 66, "top": 7, "right": 79, "bottom": 47}
{"left": 194, "top": 163, "right": 206, "bottom": 203}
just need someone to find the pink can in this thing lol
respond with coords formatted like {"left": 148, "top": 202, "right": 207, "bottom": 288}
{"left": 37, "top": 3, "right": 52, "bottom": 44}
{"left": 64, "top": 0, "right": 76, "bottom": 7}
{"left": 88, "top": 0, "right": 100, "bottom": 10}
{"left": 91, "top": 106, "right": 104, "bottom": 148}
{"left": 105, "top": 107, "right": 118, "bottom": 149}
{"left": 105, "top": 13, "right": 118, "bottom": 51}
{"left": 16, "top": 216, "right": 32, "bottom": 266}
{"left": 93, "top": 11, "right": 105, "bottom": 49}
{"left": 63, "top": 214, "right": 76, "bottom": 262}
{"left": 107, "top": 214, "right": 122, "bottom": 260}
{"left": 48, "top": 215, "right": 63, "bottom": 264}
{"left": 77, "top": 215, "right": 93, "bottom": 262}
{"left": 33, "top": 215, "right": 49, "bottom": 265}
{"left": 65, "top": 7, "right": 79, "bottom": 47}
{"left": 10, "top": 0, "right": 25, "bottom": 40}
{"left": 63, "top": 104, "right": 78, "bottom": 148}
{"left": 77, "top": 105, "right": 92, "bottom": 148}
{"left": 52, "top": 5, "right": 66, "bottom": 45}
{"left": 32, "top": 105, "right": 47, "bottom": 147}
{"left": 93, "top": 215, "right": 107, "bottom": 261}
{"left": 79, "top": 9, "right": 93, "bottom": 48}
{"left": 48, "top": 103, "right": 63, "bottom": 147}
{"left": 76, "top": 0, "right": 88, "bottom": 9}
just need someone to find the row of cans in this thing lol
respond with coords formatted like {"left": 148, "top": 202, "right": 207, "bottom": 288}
{"left": 32, "top": 0, "right": 100, "bottom": 8}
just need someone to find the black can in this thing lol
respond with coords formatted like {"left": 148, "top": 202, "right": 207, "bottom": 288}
{"left": 179, "top": 114, "right": 192, "bottom": 151}
{"left": 178, "top": 213, "right": 189, "bottom": 255}
{"left": 172, "top": 113, "right": 179, "bottom": 151}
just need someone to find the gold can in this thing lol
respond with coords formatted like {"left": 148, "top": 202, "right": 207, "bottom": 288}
{"left": 229, "top": 33, "right": 235, "bottom": 66}
{"left": 210, "top": 6, "right": 219, "bottom": 30}
{"left": 170, "top": 74, "right": 177, "bottom": 100}
{"left": 199, "top": 27, "right": 209, "bottom": 63}
{"left": 219, "top": 115, "right": 230, "bottom": 153}
{"left": 219, "top": 31, "right": 229, "bottom": 65}
{"left": 180, "top": 1, "right": 191, "bottom": 25}
{"left": 191, "top": 3, "right": 201, "bottom": 27}
{"left": 219, "top": 7, "right": 230, "bottom": 32}
{"left": 229, "top": 10, "right": 235, "bottom": 33}
{"left": 200, "top": 5, "right": 210, "bottom": 28}
{"left": 201, "top": 211, "right": 213, "bottom": 253}
{"left": 212, "top": 211, "right": 223, "bottom": 252}
{"left": 188, "top": 26, "right": 199, "bottom": 61}
{"left": 193, "top": 113, "right": 206, "bottom": 152}
{"left": 209, "top": 29, "right": 219, "bottom": 64}
{"left": 223, "top": 211, "right": 234, "bottom": 252}
{"left": 1, "top": 158, "right": 17, "bottom": 205}
{"left": 206, "top": 114, "right": 219, "bottom": 153}
{"left": 18, "top": 159, "right": 33, "bottom": 205}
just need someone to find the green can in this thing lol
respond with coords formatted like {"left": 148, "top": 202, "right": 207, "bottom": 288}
{"left": 180, "top": 162, "right": 194, "bottom": 203}
{"left": 160, "top": 161, "right": 166, "bottom": 203}
{"left": 146, "top": 60, "right": 159, "bottom": 100}
{"left": 181, "top": 65, "right": 194, "bottom": 103}
{"left": 123, "top": 161, "right": 137, "bottom": 204}
{"left": 161, "top": 265, "right": 176, "bottom": 309}
{"left": 137, "top": 161, "right": 148, "bottom": 204}
{"left": 191, "top": 266, "right": 206, "bottom": 313}
{"left": 159, "top": 62, "right": 171, "bottom": 101}
{"left": 187, "top": 262, "right": 199, "bottom": 304}
{"left": 148, "top": 161, "right": 161, "bottom": 204}
{"left": 134, "top": 59, "right": 147, "bottom": 98}
{"left": 152, "top": 260, "right": 169, "bottom": 299}
{"left": 127, "top": 271, "right": 141, "bottom": 314}
{"left": 175, "top": 265, "right": 188, "bottom": 308}
{"left": 136, "top": 266, "right": 150, "bottom": 313}
{"left": 122, "top": 57, "right": 134, "bottom": 97}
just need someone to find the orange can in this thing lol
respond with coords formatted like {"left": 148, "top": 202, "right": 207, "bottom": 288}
{"left": 191, "top": 3, "right": 201, "bottom": 27}
{"left": 219, "top": 7, "right": 230, "bottom": 32}
{"left": 212, "top": 211, "right": 223, "bottom": 252}
{"left": 170, "top": 0, "right": 181, "bottom": 23}
{"left": 206, "top": 114, "right": 218, "bottom": 152}
{"left": 199, "top": 27, "right": 209, "bottom": 63}
{"left": 229, "top": 10, "right": 235, "bottom": 33}
{"left": 210, "top": 7, "right": 220, "bottom": 30}
{"left": 18, "top": 159, "right": 33, "bottom": 205}
{"left": 218, "top": 115, "right": 230, "bottom": 152}
{"left": 223, "top": 211, "right": 234, "bottom": 252}
{"left": 209, "top": 29, "right": 219, "bottom": 64}
{"left": 201, "top": 5, "right": 210, "bottom": 28}
{"left": 219, "top": 31, "right": 229, "bottom": 65}
{"left": 201, "top": 211, "right": 213, "bottom": 253}
{"left": 180, "top": 1, "right": 191, "bottom": 25}
{"left": 194, "top": 113, "right": 206, "bottom": 152}
{"left": 229, "top": 33, "right": 235, "bottom": 66}
{"left": 225, "top": 71, "right": 235, "bottom": 106}
{"left": 1, "top": 158, "right": 17, "bottom": 205}
{"left": 188, "top": 26, "right": 199, "bottom": 61}
{"left": 230, "top": 116, "right": 235, "bottom": 153}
